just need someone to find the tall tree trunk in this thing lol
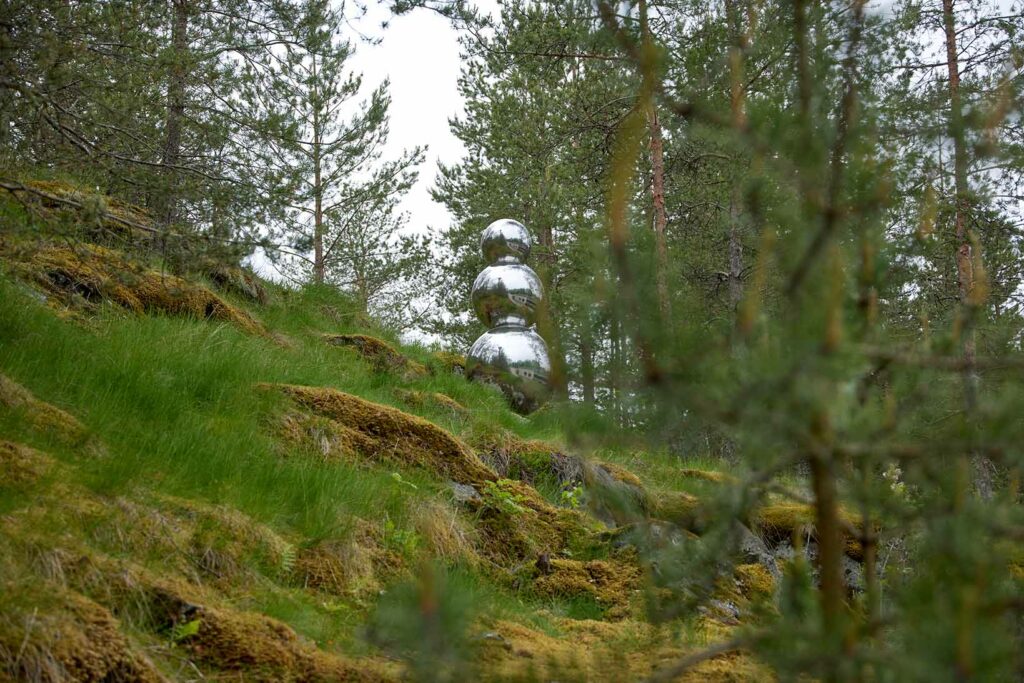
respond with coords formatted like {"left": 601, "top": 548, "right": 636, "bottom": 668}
{"left": 157, "top": 0, "right": 189, "bottom": 228}
{"left": 312, "top": 55, "right": 325, "bottom": 284}
{"left": 648, "top": 105, "right": 670, "bottom": 318}
{"left": 725, "top": 0, "right": 747, "bottom": 313}
{"left": 580, "top": 327, "right": 595, "bottom": 407}
{"left": 639, "top": 0, "right": 670, "bottom": 320}
{"left": 535, "top": 223, "right": 569, "bottom": 397}
{"left": 942, "top": 0, "right": 974, "bottom": 316}
{"left": 942, "top": 0, "right": 993, "bottom": 498}
{"left": 313, "top": 141, "right": 324, "bottom": 283}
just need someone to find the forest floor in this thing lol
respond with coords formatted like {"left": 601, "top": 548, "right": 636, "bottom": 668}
{"left": 0, "top": 182, "right": 831, "bottom": 681}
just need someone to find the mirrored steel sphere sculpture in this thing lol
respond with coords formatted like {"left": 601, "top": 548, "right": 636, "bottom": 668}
{"left": 467, "top": 219, "right": 551, "bottom": 414}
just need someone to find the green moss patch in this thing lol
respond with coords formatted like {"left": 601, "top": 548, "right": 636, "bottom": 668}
{"left": 270, "top": 384, "right": 496, "bottom": 486}
{"left": 1, "top": 242, "right": 265, "bottom": 335}
{"left": 324, "top": 334, "right": 428, "bottom": 380}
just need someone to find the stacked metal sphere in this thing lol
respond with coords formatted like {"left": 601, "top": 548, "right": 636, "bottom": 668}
{"left": 466, "top": 219, "right": 551, "bottom": 414}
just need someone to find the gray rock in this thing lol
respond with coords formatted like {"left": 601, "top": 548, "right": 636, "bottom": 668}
{"left": 449, "top": 481, "right": 482, "bottom": 504}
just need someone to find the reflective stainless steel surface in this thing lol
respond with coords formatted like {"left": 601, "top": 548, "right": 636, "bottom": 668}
{"left": 467, "top": 218, "right": 551, "bottom": 414}
{"left": 471, "top": 263, "right": 543, "bottom": 327}
{"left": 466, "top": 325, "right": 551, "bottom": 414}
{"left": 480, "top": 219, "right": 531, "bottom": 264}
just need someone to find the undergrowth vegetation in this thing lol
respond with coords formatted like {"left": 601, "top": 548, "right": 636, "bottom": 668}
{"left": 0, "top": 200, "right": 775, "bottom": 680}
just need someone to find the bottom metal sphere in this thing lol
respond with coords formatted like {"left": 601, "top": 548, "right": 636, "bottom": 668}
{"left": 467, "top": 325, "right": 551, "bottom": 414}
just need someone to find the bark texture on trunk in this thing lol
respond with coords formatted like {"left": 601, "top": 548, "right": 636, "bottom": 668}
{"left": 942, "top": 0, "right": 994, "bottom": 499}
{"left": 648, "top": 105, "right": 670, "bottom": 319}
{"left": 157, "top": 0, "right": 189, "bottom": 228}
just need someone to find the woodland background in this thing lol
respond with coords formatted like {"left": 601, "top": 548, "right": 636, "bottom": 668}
{"left": 3, "top": 0, "right": 1024, "bottom": 679}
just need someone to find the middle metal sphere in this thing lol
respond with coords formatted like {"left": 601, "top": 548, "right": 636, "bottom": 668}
{"left": 471, "top": 263, "right": 543, "bottom": 328}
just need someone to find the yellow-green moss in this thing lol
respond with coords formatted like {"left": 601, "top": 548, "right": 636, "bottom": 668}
{"left": 646, "top": 490, "right": 702, "bottom": 528}
{"left": 2, "top": 242, "right": 265, "bottom": 335}
{"left": 274, "top": 410, "right": 378, "bottom": 465}
{"left": 21, "top": 179, "right": 155, "bottom": 236}
{"left": 530, "top": 558, "right": 642, "bottom": 619}
{"left": 0, "top": 579, "right": 163, "bottom": 682}
{"left": 472, "top": 430, "right": 583, "bottom": 487}
{"left": 471, "top": 478, "right": 592, "bottom": 566}
{"left": 393, "top": 388, "right": 468, "bottom": 416}
{"left": 477, "top": 617, "right": 770, "bottom": 682}
{"left": 734, "top": 563, "right": 775, "bottom": 599}
{"left": 324, "top": 334, "right": 428, "bottom": 380}
{"left": 0, "top": 440, "right": 54, "bottom": 489}
{"left": 0, "top": 373, "right": 89, "bottom": 444}
{"left": 753, "top": 502, "right": 864, "bottom": 559}
{"left": 431, "top": 350, "right": 466, "bottom": 375}
{"left": 679, "top": 468, "right": 734, "bottom": 484}
{"left": 271, "top": 384, "right": 496, "bottom": 486}
{"left": 294, "top": 520, "right": 405, "bottom": 598}
{"left": 201, "top": 260, "right": 269, "bottom": 304}
{"left": 594, "top": 461, "right": 644, "bottom": 488}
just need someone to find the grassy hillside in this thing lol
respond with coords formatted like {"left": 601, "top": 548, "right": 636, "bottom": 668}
{"left": 0, "top": 186, "right": 788, "bottom": 681}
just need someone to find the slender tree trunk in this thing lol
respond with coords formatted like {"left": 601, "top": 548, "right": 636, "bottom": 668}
{"left": 648, "top": 105, "right": 670, "bottom": 318}
{"left": 312, "top": 55, "right": 325, "bottom": 284}
{"left": 535, "top": 224, "right": 569, "bottom": 397}
{"left": 157, "top": 0, "right": 189, "bottom": 228}
{"left": 942, "top": 0, "right": 993, "bottom": 498}
{"left": 728, "top": 189, "right": 744, "bottom": 310}
{"left": 313, "top": 141, "right": 324, "bottom": 283}
{"left": 725, "top": 0, "right": 747, "bottom": 313}
{"left": 580, "top": 328, "right": 595, "bottom": 407}
{"left": 942, "top": 0, "right": 974, "bottom": 318}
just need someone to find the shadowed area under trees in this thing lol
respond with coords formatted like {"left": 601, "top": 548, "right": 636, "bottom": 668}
{"left": 2, "top": 0, "right": 1024, "bottom": 680}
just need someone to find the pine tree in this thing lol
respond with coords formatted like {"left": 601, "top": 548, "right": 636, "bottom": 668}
{"left": 250, "top": 0, "right": 425, "bottom": 323}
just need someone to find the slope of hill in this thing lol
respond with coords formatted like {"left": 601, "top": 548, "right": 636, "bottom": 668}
{"left": 0, "top": 183, "right": 805, "bottom": 681}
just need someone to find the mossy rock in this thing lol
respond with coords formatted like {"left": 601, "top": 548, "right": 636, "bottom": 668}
{"left": 1, "top": 242, "right": 265, "bottom": 335}
{"left": 0, "top": 440, "right": 54, "bottom": 490}
{"left": 294, "top": 519, "right": 407, "bottom": 598}
{"left": 0, "top": 579, "right": 164, "bottom": 682}
{"left": 431, "top": 350, "right": 466, "bottom": 376}
{"left": 324, "top": 334, "right": 428, "bottom": 380}
{"left": 733, "top": 563, "right": 775, "bottom": 599}
{"left": 529, "top": 558, "right": 642, "bottom": 619}
{"left": 393, "top": 388, "right": 468, "bottom": 417}
{"left": 679, "top": 468, "right": 734, "bottom": 484}
{"left": 469, "top": 478, "right": 593, "bottom": 567}
{"left": 646, "top": 490, "right": 704, "bottom": 531}
{"left": 270, "top": 384, "right": 496, "bottom": 486}
{"left": 0, "top": 373, "right": 90, "bottom": 445}
{"left": 472, "top": 431, "right": 583, "bottom": 488}
{"left": 17, "top": 179, "right": 155, "bottom": 240}
{"left": 752, "top": 502, "right": 864, "bottom": 560}
{"left": 201, "top": 260, "right": 270, "bottom": 305}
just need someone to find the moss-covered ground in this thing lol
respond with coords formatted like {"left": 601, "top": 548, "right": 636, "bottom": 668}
{"left": 0, "top": 187, "right": 786, "bottom": 681}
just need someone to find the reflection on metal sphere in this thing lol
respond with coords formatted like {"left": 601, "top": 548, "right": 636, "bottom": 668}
{"left": 466, "top": 325, "right": 551, "bottom": 414}
{"left": 480, "top": 219, "right": 531, "bottom": 264}
{"left": 471, "top": 263, "right": 543, "bottom": 328}
{"left": 467, "top": 218, "right": 551, "bottom": 414}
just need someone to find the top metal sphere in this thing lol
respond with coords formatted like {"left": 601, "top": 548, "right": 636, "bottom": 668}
{"left": 481, "top": 219, "right": 531, "bottom": 264}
